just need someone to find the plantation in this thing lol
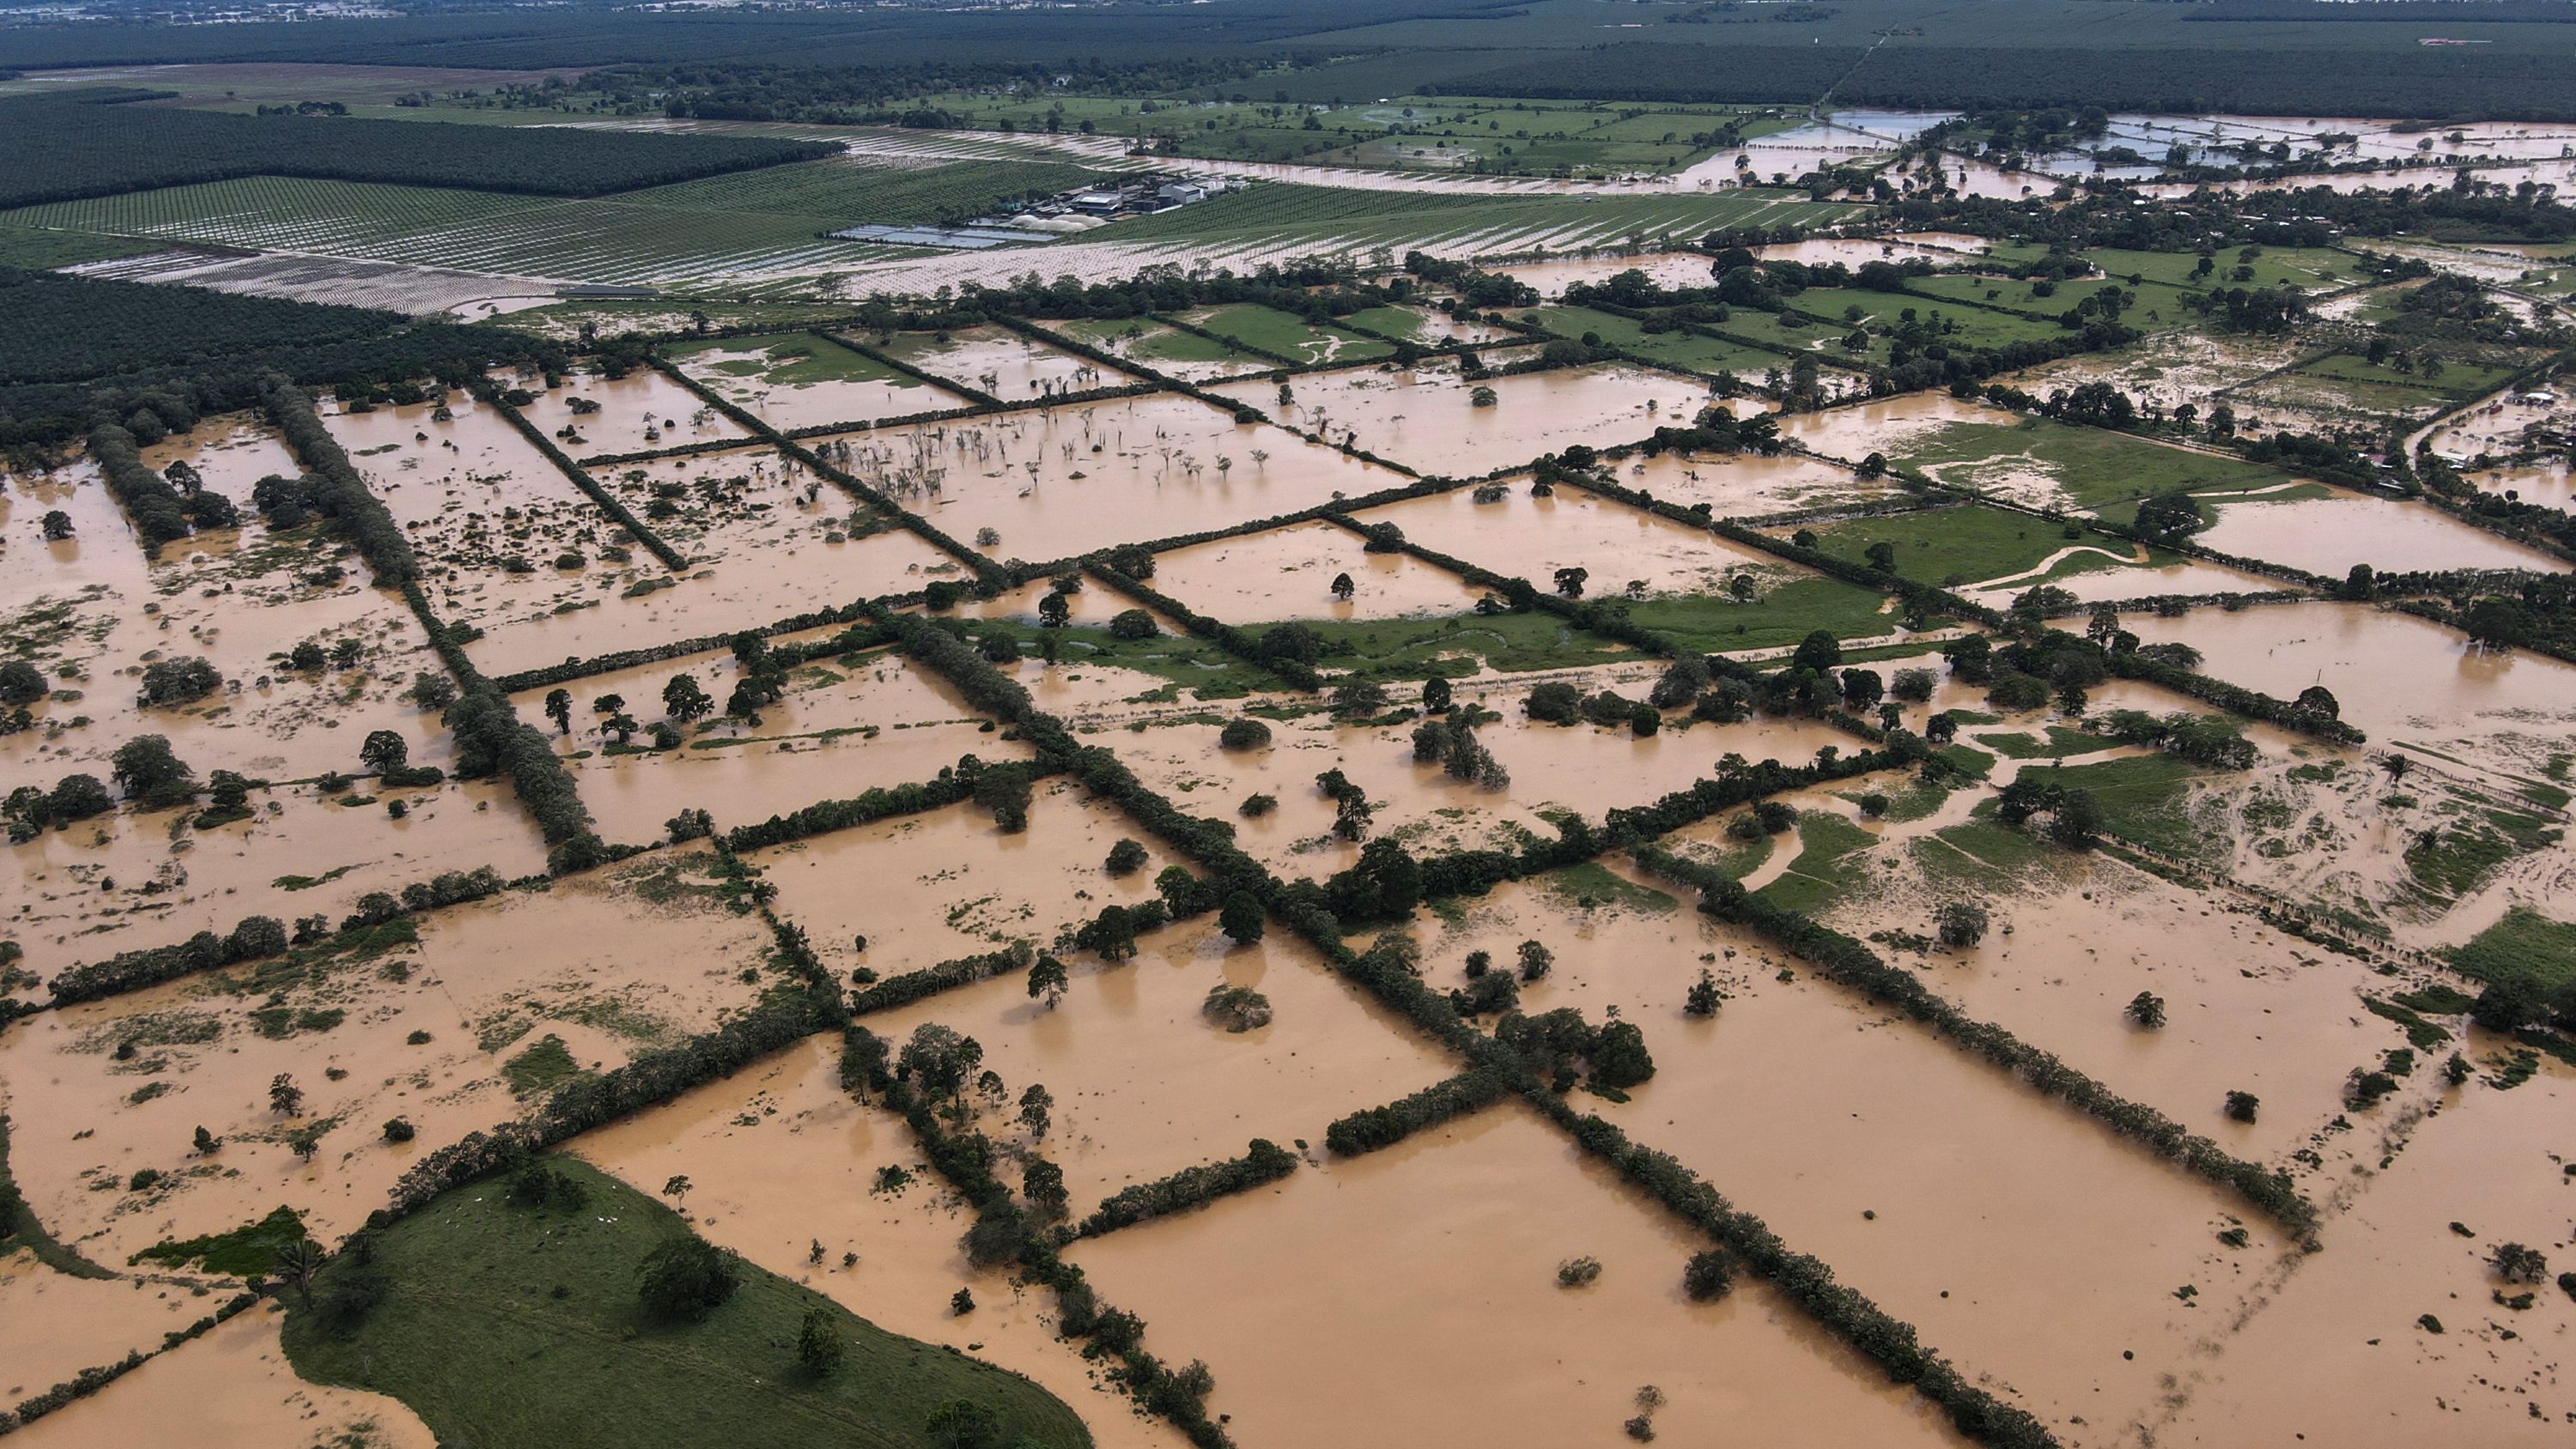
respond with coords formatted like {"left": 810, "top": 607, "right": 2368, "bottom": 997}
{"left": 0, "top": 91, "right": 837, "bottom": 208}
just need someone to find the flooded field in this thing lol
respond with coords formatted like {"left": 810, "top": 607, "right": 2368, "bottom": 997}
{"left": 1351, "top": 484, "right": 1802, "bottom": 597}
{"left": 878, "top": 324, "right": 1137, "bottom": 400}
{"left": 1143, "top": 518, "right": 1486, "bottom": 622}
{"left": 1602, "top": 447, "right": 1895, "bottom": 518}
{"left": 665, "top": 332, "right": 972, "bottom": 430}
{"left": 1211, "top": 360, "right": 1709, "bottom": 479}
{"left": 1068, "top": 1106, "right": 1965, "bottom": 1447}
{"left": 811, "top": 392, "right": 1406, "bottom": 562}
{"left": 2194, "top": 492, "right": 2567, "bottom": 577}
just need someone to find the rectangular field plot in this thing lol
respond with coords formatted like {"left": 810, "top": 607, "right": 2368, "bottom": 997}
{"left": 1143, "top": 519, "right": 1486, "bottom": 623}
{"left": 1176, "top": 303, "right": 1392, "bottom": 367}
{"left": 1335, "top": 303, "right": 1518, "bottom": 346}
{"left": 1794, "top": 288, "right": 2074, "bottom": 350}
{"left": 543, "top": 649, "right": 1016, "bottom": 846}
{"left": 1067, "top": 1108, "right": 1965, "bottom": 1448}
{"left": 1042, "top": 317, "right": 1275, "bottom": 381}
{"left": 1520, "top": 303, "right": 1802, "bottom": 376}
{"left": 0, "top": 851, "right": 776, "bottom": 1265}
{"left": 860, "top": 913, "right": 1456, "bottom": 1206}
{"left": 1580, "top": 936, "right": 2297, "bottom": 1440}
{"left": 532, "top": 366, "right": 750, "bottom": 458}
{"left": 567, "top": 1036, "right": 1180, "bottom": 1449}
{"left": 1104, "top": 693, "right": 1850, "bottom": 879}
{"left": 1500, "top": 252, "right": 1734, "bottom": 300}
{"left": 1350, "top": 485, "right": 1801, "bottom": 599}
{"left": 1607, "top": 447, "right": 1897, "bottom": 518}
{"left": 5, "top": 774, "right": 547, "bottom": 983}
{"left": 813, "top": 392, "right": 1408, "bottom": 563}
{"left": 2191, "top": 491, "right": 2567, "bottom": 576}
{"left": 869, "top": 324, "right": 1138, "bottom": 401}
{"left": 1212, "top": 359, "right": 1709, "bottom": 479}
{"left": 663, "top": 332, "right": 969, "bottom": 431}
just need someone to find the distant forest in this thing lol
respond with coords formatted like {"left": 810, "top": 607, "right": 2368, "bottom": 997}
{"left": 0, "top": 91, "right": 836, "bottom": 208}
{"left": 4, "top": 0, "right": 2576, "bottom": 119}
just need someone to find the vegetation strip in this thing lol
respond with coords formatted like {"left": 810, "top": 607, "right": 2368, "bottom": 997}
{"left": 470, "top": 377, "right": 692, "bottom": 572}
{"left": 1071, "top": 1140, "right": 1299, "bottom": 1240}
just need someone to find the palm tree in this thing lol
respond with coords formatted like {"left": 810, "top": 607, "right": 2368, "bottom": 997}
{"left": 272, "top": 1239, "right": 325, "bottom": 1307}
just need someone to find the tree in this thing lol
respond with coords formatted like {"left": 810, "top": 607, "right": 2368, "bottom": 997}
{"left": 2294, "top": 685, "right": 2339, "bottom": 721}
{"left": 407, "top": 671, "right": 456, "bottom": 710}
{"left": 139, "top": 657, "right": 221, "bottom": 706}
{"left": 662, "top": 674, "right": 713, "bottom": 724}
{"left": 796, "top": 1308, "right": 844, "bottom": 1376}
{"left": 1518, "top": 939, "right": 1554, "bottom": 983}
{"left": 1104, "top": 838, "right": 1149, "bottom": 876}
{"left": 1682, "top": 1250, "right": 1733, "bottom": 1301}
{"left": 2223, "top": 1090, "right": 2258, "bottom": 1124}
{"left": 2492, "top": 1242, "right": 2549, "bottom": 1285}
{"left": 1329, "top": 571, "right": 1355, "bottom": 601}
{"left": 2126, "top": 991, "right": 2166, "bottom": 1029}
{"left": 1036, "top": 591, "right": 1072, "bottom": 629}
{"left": 926, "top": 1399, "right": 999, "bottom": 1449}
{"left": 360, "top": 730, "right": 409, "bottom": 778}
{"left": 0, "top": 660, "right": 45, "bottom": 707}
{"left": 273, "top": 1238, "right": 325, "bottom": 1307}
{"left": 663, "top": 1174, "right": 692, "bottom": 1206}
{"left": 40, "top": 509, "right": 74, "bottom": 541}
{"left": 2131, "top": 491, "right": 2206, "bottom": 543}
{"left": 897, "top": 1023, "right": 985, "bottom": 1106}
{"left": 637, "top": 1236, "right": 739, "bottom": 1322}
{"left": 1026, "top": 954, "right": 1068, "bottom": 1010}
{"left": 1219, "top": 891, "right": 1266, "bottom": 945}
{"left": 270, "top": 1073, "right": 303, "bottom": 1116}
{"left": 48, "top": 773, "right": 112, "bottom": 822}
{"left": 1792, "top": 629, "right": 1841, "bottom": 674}
{"left": 1863, "top": 542, "right": 1898, "bottom": 573}
{"left": 1935, "top": 901, "right": 1989, "bottom": 948}
{"left": 1684, "top": 969, "right": 1722, "bottom": 1018}
{"left": 544, "top": 688, "right": 573, "bottom": 734}
{"left": 1420, "top": 675, "right": 1454, "bottom": 712}
{"left": 973, "top": 765, "right": 1033, "bottom": 832}
{"left": 1108, "top": 608, "right": 1157, "bottom": 640}
{"left": 193, "top": 1126, "right": 220, "bottom": 1155}
{"left": 1218, "top": 717, "right": 1271, "bottom": 750}
{"left": 1552, "top": 566, "right": 1589, "bottom": 597}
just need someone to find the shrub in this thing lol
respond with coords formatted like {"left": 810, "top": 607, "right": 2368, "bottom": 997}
{"left": 1239, "top": 791, "right": 1276, "bottom": 817}
{"left": 636, "top": 1236, "right": 740, "bottom": 1322}
{"left": 1202, "top": 984, "right": 1273, "bottom": 1032}
{"left": 1106, "top": 606, "right": 1158, "bottom": 640}
{"left": 2223, "top": 1091, "right": 2258, "bottom": 1124}
{"left": 381, "top": 1117, "right": 415, "bottom": 1143}
{"left": 1103, "top": 838, "right": 1149, "bottom": 876}
{"left": 1557, "top": 1255, "right": 1603, "bottom": 1288}
{"left": 1218, "top": 717, "right": 1272, "bottom": 750}
{"left": 1682, "top": 1250, "right": 1734, "bottom": 1300}
{"left": 1935, "top": 901, "right": 1988, "bottom": 948}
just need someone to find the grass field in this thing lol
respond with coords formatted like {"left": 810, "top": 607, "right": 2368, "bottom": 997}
{"left": 667, "top": 331, "right": 914, "bottom": 387}
{"left": 283, "top": 1155, "right": 1090, "bottom": 1449}
{"left": 1290, "top": 609, "right": 1632, "bottom": 680}
{"left": 1183, "top": 303, "right": 1393, "bottom": 366}
{"left": 1795, "top": 502, "right": 2098, "bottom": 587}
{"left": 1519, "top": 304, "right": 1797, "bottom": 376}
{"left": 2014, "top": 752, "right": 2215, "bottom": 861}
{"left": 2280, "top": 352, "right": 2524, "bottom": 410}
{"left": 1886, "top": 417, "right": 2301, "bottom": 517}
{"left": 1757, "top": 810, "right": 1879, "bottom": 915}
{"left": 0, "top": 222, "right": 171, "bottom": 270}
{"left": 1792, "top": 287, "right": 2075, "bottom": 350}
{"left": 2082, "top": 246, "right": 2356, "bottom": 294}
{"left": 1622, "top": 576, "right": 1900, "bottom": 655}
{"left": 2442, "top": 906, "right": 2576, "bottom": 994}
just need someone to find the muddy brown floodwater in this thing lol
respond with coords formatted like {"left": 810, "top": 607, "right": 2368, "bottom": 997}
{"left": 1141, "top": 518, "right": 1487, "bottom": 622}
{"left": 2194, "top": 493, "right": 2568, "bottom": 577}
{"left": 1068, "top": 1106, "right": 1967, "bottom": 1447}
{"left": 1352, "top": 483, "right": 1823, "bottom": 598}
{"left": 1210, "top": 359, "right": 1708, "bottom": 479}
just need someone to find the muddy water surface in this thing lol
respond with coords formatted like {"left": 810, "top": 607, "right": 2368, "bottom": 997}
{"left": 1211, "top": 361, "right": 1706, "bottom": 479}
{"left": 1143, "top": 518, "right": 1485, "bottom": 622}
{"left": 881, "top": 325, "right": 1138, "bottom": 400}
{"left": 1351, "top": 484, "right": 1801, "bottom": 597}
{"left": 2196, "top": 493, "right": 2567, "bottom": 576}
{"left": 1067, "top": 1106, "right": 1966, "bottom": 1448}
{"left": 668, "top": 335, "right": 969, "bottom": 430}
{"left": 1606, "top": 447, "right": 1895, "bottom": 518}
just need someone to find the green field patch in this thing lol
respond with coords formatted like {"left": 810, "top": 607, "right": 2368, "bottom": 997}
{"left": 283, "top": 1155, "right": 1087, "bottom": 1449}
{"left": 1287, "top": 610, "right": 1633, "bottom": 680}
{"left": 668, "top": 331, "right": 913, "bottom": 388}
{"left": 1542, "top": 860, "right": 1680, "bottom": 915}
{"left": 1183, "top": 302, "right": 1391, "bottom": 366}
{"left": 1519, "top": 304, "right": 1795, "bottom": 376}
{"left": 133, "top": 1205, "right": 307, "bottom": 1276}
{"left": 2083, "top": 246, "right": 2355, "bottom": 294}
{"left": 1888, "top": 416, "right": 2301, "bottom": 518}
{"left": 1620, "top": 576, "right": 1899, "bottom": 657}
{"left": 1795, "top": 502, "right": 2109, "bottom": 588}
{"left": 1975, "top": 726, "right": 2123, "bottom": 761}
{"left": 1793, "top": 288, "right": 2072, "bottom": 350}
{"left": 1048, "top": 316, "right": 1263, "bottom": 371}
{"left": 2020, "top": 753, "right": 2216, "bottom": 861}
{"left": 2443, "top": 907, "right": 2576, "bottom": 995}
{"left": 1757, "top": 810, "right": 1880, "bottom": 916}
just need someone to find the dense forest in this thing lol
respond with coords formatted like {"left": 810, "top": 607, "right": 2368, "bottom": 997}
{"left": 0, "top": 91, "right": 837, "bottom": 208}
{"left": 0, "top": 266, "right": 413, "bottom": 386}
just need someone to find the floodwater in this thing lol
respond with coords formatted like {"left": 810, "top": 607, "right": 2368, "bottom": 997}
{"left": 809, "top": 392, "right": 1406, "bottom": 563}
{"left": 860, "top": 911, "right": 1456, "bottom": 1204}
{"left": 667, "top": 335, "right": 970, "bottom": 431}
{"left": 555, "top": 650, "right": 1021, "bottom": 846}
{"left": 1959, "top": 548, "right": 2297, "bottom": 609}
{"left": 0, "top": 1246, "right": 203, "bottom": 1406}
{"left": 0, "top": 852, "right": 774, "bottom": 1265}
{"left": 1144, "top": 518, "right": 1487, "bottom": 622}
{"left": 2143, "top": 1052, "right": 2576, "bottom": 1446}
{"left": 1351, "top": 484, "right": 1806, "bottom": 598}
{"left": 878, "top": 324, "right": 1139, "bottom": 400}
{"left": 569, "top": 1035, "right": 1188, "bottom": 1449}
{"left": 2119, "top": 602, "right": 2576, "bottom": 764}
{"left": 752, "top": 780, "right": 1156, "bottom": 985}
{"left": 2004, "top": 331, "right": 2313, "bottom": 420}
{"left": 4, "top": 1303, "right": 434, "bottom": 1449}
{"left": 539, "top": 366, "right": 749, "bottom": 458}
{"left": 6, "top": 774, "right": 547, "bottom": 980}
{"left": 1212, "top": 361, "right": 1709, "bottom": 479}
{"left": 1601, "top": 448, "right": 1896, "bottom": 518}
{"left": 2194, "top": 493, "right": 2567, "bottom": 577}
{"left": 1498, "top": 252, "right": 1725, "bottom": 300}
{"left": 1066, "top": 1106, "right": 1967, "bottom": 1447}
{"left": 1772, "top": 392, "right": 2018, "bottom": 464}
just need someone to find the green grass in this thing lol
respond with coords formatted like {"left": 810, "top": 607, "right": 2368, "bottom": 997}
{"left": 668, "top": 332, "right": 914, "bottom": 388}
{"left": 1915, "top": 818, "right": 2061, "bottom": 894}
{"left": 1795, "top": 502, "right": 2105, "bottom": 588}
{"left": 1622, "top": 576, "right": 1899, "bottom": 657}
{"left": 974, "top": 616, "right": 1285, "bottom": 699}
{"left": 1542, "top": 861, "right": 1679, "bottom": 915}
{"left": 501, "top": 1033, "right": 592, "bottom": 1097}
{"left": 2022, "top": 753, "right": 2215, "bottom": 861}
{"left": 1757, "top": 811, "right": 1879, "bottom": 916}
{"left": 2404, "top": 803, "right": 2562, "bottom": 906}
{"left": 1518, "top": 305, "right": 1795, "bottom": 376}
{"left": 1886, "top": 416, "right": 2300, "bottom": 518}
{"left": 2277, "top": 352, "right": 2524, "bottom": 413}
{"left": 283, "top": 1155, "right": 1089, "bottom": 1449}
{"left": 1975, "top": 726, "right": 2121, "bottom": 761}
{"left": 1183, "top": 303, "right": 1391, "bottom": 366}
{"left": 133, "top": 1205, "right": 308, "bottom": 1276}
{"left": 0, "top": 222, "right": 167, "bottom": 269}
{"left": 2083, "top": 246, "right": 2355, "bottom": 294}
{"left": 1792, "top": 288, "right": 2072, "bottom": 350}
{"left": 2443, "top": 907, "right": 2576, "bottom": 994}
{"left": 1047, "top": 316, "right": 1261, "bottom": 370}
{"left": 1699, "top": 306, "right": 1870, "bottom": 365}
{"left": 1289, "top": 610, "right": 1633, "bottom": 681}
